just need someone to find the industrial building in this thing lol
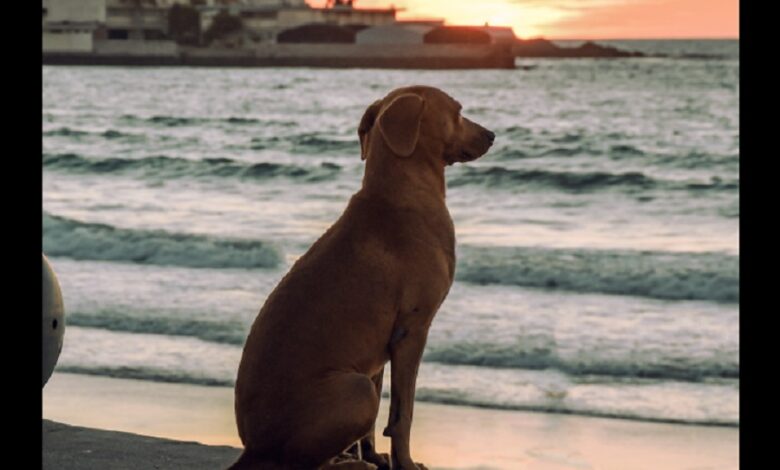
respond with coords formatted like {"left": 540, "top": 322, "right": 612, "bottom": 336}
{"left": 42, "top": 0, "right": 516, "bottom": 69}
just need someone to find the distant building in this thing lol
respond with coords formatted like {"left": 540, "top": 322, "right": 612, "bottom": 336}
{"left": 45, "top": 0, "right": 105, "bottom": 22}
{"left": 43, "top": 1, "right": 516, "bottom": 59}
{"left": 395, "top": 19, "right": 445, "bottom": 27}
{"left": 479, "top": 26, "right": 517, "bottom": 45}
{"left": 42, "top": 0, "right": 105, "bottom": 53}
{"left": 277, "top": 23, "right": 357, "bottom": 43}
{"left": 356, "top": 23, "right": 434, "bottom": 45}
{"left": 196, "top": 0, "right": 396, "bottom": 45}
{"left": 424, "top": 26, "right": 492, "bottom": 45}
{"left": 104, "top": 0, "right": 169, "bottom": 41}
{"left": 98, "top": 0, "right": 178, "bottom": 56}
{"left": 43, "top": 0, "right": 178, "bottom": 56}
{"left": 305, "top": 4, "right": 396, "bottom": 28}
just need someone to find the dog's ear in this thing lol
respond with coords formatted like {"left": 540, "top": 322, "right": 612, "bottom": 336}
{"left": 358, "top": 100, "right": 382, "bottom": 161}
{"left": 377, "top": 93, "right": 425, "bottom": 158}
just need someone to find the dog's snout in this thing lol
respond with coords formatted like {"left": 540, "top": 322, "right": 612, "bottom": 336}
{"left": 484, "top": 129, "right": 495, "bottom": 144}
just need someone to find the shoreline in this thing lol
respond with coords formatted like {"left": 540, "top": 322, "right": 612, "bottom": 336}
{"left": 43, "top": 372, "right": 739, "bottom": 469}
{"left": 56, "top": 368, "right": 738, "bottom": 429}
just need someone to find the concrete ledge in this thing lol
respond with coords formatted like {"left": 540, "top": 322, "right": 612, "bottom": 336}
{"left": 94, "top": 39, "right": 179, "bottom": 57}
{"left": 42, "top": 43, "right": 515, "bottom": 69}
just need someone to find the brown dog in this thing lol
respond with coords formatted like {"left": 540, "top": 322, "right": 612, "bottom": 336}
{"left": 229, "top": 86, "right": 494, "bottom": 470}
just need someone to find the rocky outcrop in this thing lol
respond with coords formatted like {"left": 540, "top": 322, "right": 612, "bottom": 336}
{"left": 514, "top": 38, "right": 645, "bottom": 58}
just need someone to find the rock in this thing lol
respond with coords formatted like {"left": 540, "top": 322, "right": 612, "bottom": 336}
{"left": 514, "top": 38, "right": 645, "bottom": 58}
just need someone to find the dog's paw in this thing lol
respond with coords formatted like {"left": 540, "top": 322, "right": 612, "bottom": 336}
{"left": 364, "top": 451, "right": 390, "bottom": 470}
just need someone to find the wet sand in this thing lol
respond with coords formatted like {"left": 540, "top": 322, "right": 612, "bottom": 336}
{"left": 43, "top": 372, "right": 738, "bottom": 470}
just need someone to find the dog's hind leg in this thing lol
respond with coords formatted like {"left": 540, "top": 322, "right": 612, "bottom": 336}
{"left": 282, "top": 372, "right": 380, "bottom": 469}
{"left": 347, "top": 367, "right": 389, "bottom": 470}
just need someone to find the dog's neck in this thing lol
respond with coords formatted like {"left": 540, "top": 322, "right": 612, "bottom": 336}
{"left": 360, "top": 138, "right": 447, "bottom": 209}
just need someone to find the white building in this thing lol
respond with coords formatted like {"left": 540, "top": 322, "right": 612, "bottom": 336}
{"left": 43, "top": 0, "right": 106, "bottom": 53}
{"left": 43, "top": 0, "right": 413, "bottom": 51}
{"left": 44, "top": 0, "right": 178, "bottom": 55}
{"left": 45, "top": 0, "right": 105, "bottom": 22}
{"left": 104, "top": 0, "right": 170, "bottom": 40}
{"left": 480, "top": 26, "right": 517, "bottom": 45}
{"left": 197, "top": 1, "right": 396, "bottom": 44}
{"left": 355, "top": 23, "right": 434, "bottom": 45}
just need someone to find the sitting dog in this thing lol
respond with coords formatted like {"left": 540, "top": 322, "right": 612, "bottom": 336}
{"left": 230, "top": 86, "right": 495, "bottom": 470}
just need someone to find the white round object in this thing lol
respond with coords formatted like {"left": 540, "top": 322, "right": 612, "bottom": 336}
{"left": 42, "top": 254, "right": 65, "bottom": 387}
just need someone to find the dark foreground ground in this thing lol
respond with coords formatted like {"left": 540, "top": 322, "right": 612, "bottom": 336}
{"left": 42, "top": 420, "right": 241, "bottom": 470}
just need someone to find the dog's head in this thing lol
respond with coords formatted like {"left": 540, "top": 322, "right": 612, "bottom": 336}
{"left": 358, "top": 86, "right": 494, "bottom": 166}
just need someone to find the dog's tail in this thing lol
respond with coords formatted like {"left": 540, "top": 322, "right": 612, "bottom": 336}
{"left": 225, "top": 450, "right": 288, "bottom": 470}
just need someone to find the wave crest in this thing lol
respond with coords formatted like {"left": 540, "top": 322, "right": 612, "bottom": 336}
{"left": 457, "top": 245, "right": 738, "bottom": 302}
{"left": 43, "top": 153, "right": 341, "bottom": 183}
{"left": 43, "top": 213, "right": 282, "bottom": 269}
{"left": 424, "top": 341, "right": 737, "bottom": 381}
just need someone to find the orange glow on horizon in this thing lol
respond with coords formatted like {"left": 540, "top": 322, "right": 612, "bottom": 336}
{"left": 306, "top": 0, "right": 738, "bottom": 39}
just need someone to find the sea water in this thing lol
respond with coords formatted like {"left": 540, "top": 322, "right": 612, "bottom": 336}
{"left": 42, "top": 40, "right": 739, "bottom": 426}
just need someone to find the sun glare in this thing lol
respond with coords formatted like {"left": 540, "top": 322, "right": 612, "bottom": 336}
{"left": 310, "top": 0, "right": 738, "bottom": 39}
{"left": 337, "top": 0, "right": 577, "bottom": 38}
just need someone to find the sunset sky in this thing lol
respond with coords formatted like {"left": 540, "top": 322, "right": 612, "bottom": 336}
{"left": 309, "top": 0, "right": 739, "bottom": 39}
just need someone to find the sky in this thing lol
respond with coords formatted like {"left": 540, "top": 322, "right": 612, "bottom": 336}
{"left": 308, "top": 0, "right": 739, "bottom": 39}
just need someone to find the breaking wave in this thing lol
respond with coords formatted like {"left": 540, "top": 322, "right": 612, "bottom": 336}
{"left": 43, "top": 213, "right": 282, "bottom": 269}
{"left": 43, "top": 153, "right": 342, "bottom": 183}
{"left": 448, "top": 167, "right": 738, "bottom": 193}
{"left": 457, "top": 245, "right": 738, "bottom": 302}
{"left": 423, "top": 341, "right": 737, "bottom": 381}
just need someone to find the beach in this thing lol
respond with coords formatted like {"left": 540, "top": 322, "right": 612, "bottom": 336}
{"left": 42, "top": 39, "right": 738, "bottom": 470}
{"left": 43, "top": 52, "right": 739, "bottom": 427}
{"left": 43, "top": 372, "right": 738, "bottom": 470}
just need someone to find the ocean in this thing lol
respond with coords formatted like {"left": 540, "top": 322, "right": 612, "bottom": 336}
{"left": 42, "top": 39, "right": 739, "bottom": 427}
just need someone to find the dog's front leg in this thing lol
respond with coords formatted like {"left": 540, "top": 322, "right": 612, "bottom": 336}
{"left": 383, "top": 327, "right": 428, "bottom": 470}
